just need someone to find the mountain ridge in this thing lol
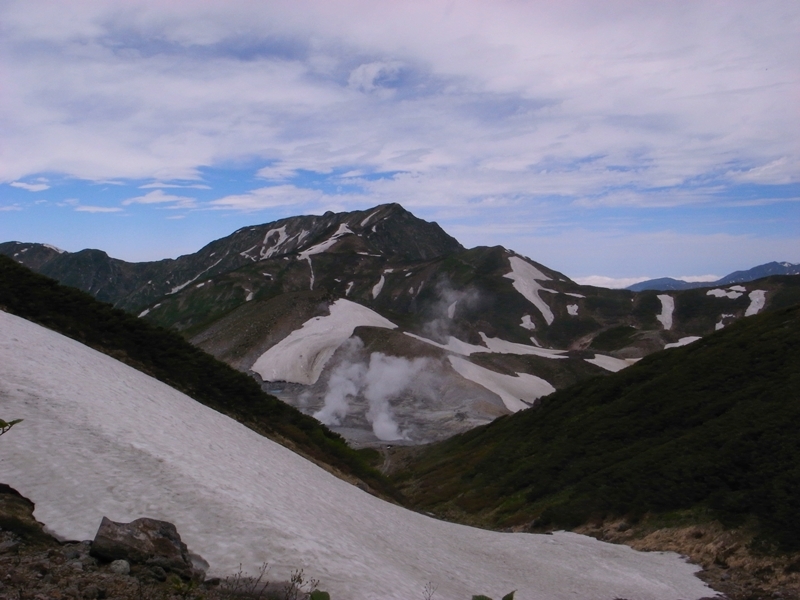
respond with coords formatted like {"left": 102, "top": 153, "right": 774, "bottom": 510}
{"left": 3, "top": 203, "right": 799, "bottom": 447}
{"left": 627, "top": 261, "right": 800, "bottom": 292}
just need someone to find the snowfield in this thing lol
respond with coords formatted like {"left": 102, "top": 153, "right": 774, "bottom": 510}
{"left": 448, "top": 355, "right": 556, "bottom": 412}
{"left": 656, "top": 294, "right": 674, "bottom": 330}
{"left": 251, "top": 299, "right": 397, "bottom": 384}
{"left": 0, "top": 311, "right": 714, "bottom": 600}
{"left": 503, "top": 256, "right": 557, "bottom": 325}
{"left": 745, "top": 290, "right": 767, "bottom": 316}
{"left": 0, "top": 312, "right": 712, "bottom": 600}
{"left": 664, "top": 336, "right": 702, "bottom": 349}
{"left": 585, "top": 354, "right": 639, "bottom": 373}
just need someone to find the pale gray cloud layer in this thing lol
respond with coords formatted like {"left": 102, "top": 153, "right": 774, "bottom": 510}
{"left": 1, "top": 0, "right": 798, "bottom": 277}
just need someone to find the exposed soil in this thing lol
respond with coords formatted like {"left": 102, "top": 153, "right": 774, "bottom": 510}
{"left": 573, "top": 518, "right": 800, "bottom": 600}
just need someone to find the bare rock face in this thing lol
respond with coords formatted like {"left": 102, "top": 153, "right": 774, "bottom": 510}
{"left": 90, "top": 517, "right": 206, "bottom": 580}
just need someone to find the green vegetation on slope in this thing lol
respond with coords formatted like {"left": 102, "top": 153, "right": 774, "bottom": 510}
{"left": 395, "top": 303, "right": 800, "bottom": 550}
{"left": 0, "top": 255, "right": 395, "bottom": 499}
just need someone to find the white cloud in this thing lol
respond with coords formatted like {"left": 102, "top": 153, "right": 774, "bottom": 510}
{"left": 122, "top": 190, "right": 197, "bottom": 209}
{"left": 10, "top": 181, "right": 50, "bottom": 192}
{"left": 1, "top": 0, "right": 796, "bottom": 194}
{"left": 139, "top": 182, "right": 211, "bottom": 189}
{"left": 573, "top": 276, "right": 651, "bottom": 289}
{"left": 208, "top": 185, "right": 325, "bottom": 212}
{"left": 74, "top": 205, "right": 123, "bottom": 213}
{"left": 0, "top": 204, "right": 23, "bottom": 211}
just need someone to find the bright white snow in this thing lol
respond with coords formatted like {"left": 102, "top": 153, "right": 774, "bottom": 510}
{"left": 585, "top": 355, "right": 639, "bottom": 373}
{"left": 478, "top": 332, "right": 569, "bottom": 359}
{"left": 137, "top": 308, "right": 150, "bottom": 318}
{"left": 664, "top": 336, "right": 702, "bottom": 349}
{"left": 520, "top": 314, "right": 536, "bottom": 331}
{"left": 345, "top": 281, "right": 354, "bottom": 296}
{"left": 730, "top": 285, "right": 746, "bottom": 292}
{"left": 298, "top": 224, "right": 354, "bottom": 260}
{"left": 405, "top": 332, "right": 568, "bottom": 360}
{"left": 706, "top": 289, "right": 743, "bottom": 299}
{"left": 745, "top": 290, "right": 767, "bottom": 316}
{"left": 447, "top": 301, "right": 457, "bottom": 319}
{"left": 447, "top": 355, "right": 556, "bottom": 412}
{"left": 371, "top": 275, "right": 385, "bottom": 299}
{"left": 168, "top": 256, "right": 226, "bottom": 295}
{"left": 567, "top": 304, "right": 579, "bottom": 316}
{"left": 503, "top": 256, "right": 556, "bottom": 325}
{"left": 715, "top": 313, "right": 735, "bottom": 331}
{"left": 656, "top": 295, "right": 674, "bottom": 330}
{"left": 251, "top": 300, "right": 397, "bottom": 385}
{"left": 0, "top": 311, "right": 713, "bottom": 600}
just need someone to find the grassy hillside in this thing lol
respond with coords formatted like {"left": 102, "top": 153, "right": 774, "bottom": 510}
{"left": 0, "top": 255, "right": 396, "bottom": 499}
{"left": 394, "top": 302, "right": 800, "bottom": 551}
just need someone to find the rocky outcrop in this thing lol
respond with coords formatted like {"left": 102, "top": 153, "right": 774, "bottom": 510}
{"left": 90, "top": 517, "right": 207, "bottom": 581}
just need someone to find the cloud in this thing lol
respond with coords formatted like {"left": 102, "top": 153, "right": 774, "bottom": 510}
{"left": 10, "top": 181, "right": 50, "bottom": 192}
{"left": 0, "top": 204, "right": 23, "bottom": 211}
{"left": 122, "top": 190, "right": 197, "bottom": 209}
{"left": 139, "top": 182, "right": 211, "bottom": 189}
{"left": 74, "top": 205, "right": 123, "bottom": 213}
{"left": 572, "top": 276, "right": 651, "bottom": 289}
{"left": 208, "top": 185, "right": 325, "bottom": 212}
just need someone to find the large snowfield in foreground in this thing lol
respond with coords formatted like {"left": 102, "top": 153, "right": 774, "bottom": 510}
{"left": 0, "top": 311, "right": 715, "bottom": 600}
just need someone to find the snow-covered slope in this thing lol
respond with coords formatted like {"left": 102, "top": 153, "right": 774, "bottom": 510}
{"left": 251, "top": 299, "right": 397, "bottom": 384}
{"left": 0, "top": 311, "right": 713, "bottom": 600}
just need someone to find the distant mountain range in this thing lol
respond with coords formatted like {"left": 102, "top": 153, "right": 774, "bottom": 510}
{"left": 627, "top": 261, "right": 800, "bottom": 291}
{"left": 3, "top": 203, "right": 799, "bottom": 447}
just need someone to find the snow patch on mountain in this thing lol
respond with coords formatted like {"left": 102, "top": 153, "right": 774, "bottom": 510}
{"left": 447, "top": 301, "right": 457, "bottom": 319}
{"left": 260, "top": 225, "right": 289, "bottom": 259}
{"left": 405, "top": 333, "right": 488, "bottom": 356}
{"left": 299, "top": 224, "right": 354, "bottom": 260}
{"left": 503, "top": 256, "right": 556, "bottom": 325}
{"left": 745, "top": 290, "right": 767, "bottom": 316}
{"left": 716, "top": 314, "right": 735, "bottom": 330}
{"left": 372, "top": 275, "right": 385, "bottom": 299}
{"left": 656, "top": 295, "right": 674, "bottom": 330}
{"left": 0, "top": 311, "right": 712, "bottom": 600}
{"left": 664, "top": 336, "right": 702, "bottom": 349}
{"left": 478, "top": 333, "right": 569, "bottom": 359}
{"left": 251, "top": 299, "right": 397, "bottom": 385}
{"left": 520, "top": 315, "right": 535, "bottom": 330}
{"left": 168, "top": 255, "right": 226, "bottom": 295}
{"left": 567, "top": 304, "right": 579, "bottom": 316}
{"left": 447, "top": 356, "right": 556, "bottom": 412}
{"left": 707, "top": 288, "right": 743, "bottom": 299}
{"left": 585, "top": 355, "right": 639, "bottom": 372}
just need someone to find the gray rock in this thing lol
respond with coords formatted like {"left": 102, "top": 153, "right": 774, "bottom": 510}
{"left": 90, "top": 516, "right": 206, "bottom": 580}
{"left": 109, "top": 559, "right": 130, "bottom": 575}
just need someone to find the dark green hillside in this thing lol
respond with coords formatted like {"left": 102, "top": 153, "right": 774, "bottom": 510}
{"left": 394, "top": 302, "right": 800, "bottom": 550}
{"left": 0, "top": 255, "right": 396, "bottom": 499}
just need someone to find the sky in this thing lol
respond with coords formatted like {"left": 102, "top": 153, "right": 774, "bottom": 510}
{"left": 1, "top": 0, "right": 798, "bottom": 287}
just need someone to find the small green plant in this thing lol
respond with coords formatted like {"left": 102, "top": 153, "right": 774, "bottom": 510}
{"left": 0, "top": 419, "right": 22, "bottom": 437}
{"left": 169, "top": 574, "right": 202, "bottom": 600}
{"left": 472, "top": 592, "right": 515, "bottom": 600}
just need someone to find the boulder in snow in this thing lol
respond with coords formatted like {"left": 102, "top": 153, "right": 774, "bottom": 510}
{"left": 90, "top": 516, "right": 206, "bottom": 580}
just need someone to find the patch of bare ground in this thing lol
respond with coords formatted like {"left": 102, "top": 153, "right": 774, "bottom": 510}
{"left": 573, "top": 518, "right": 800, "bottom": 600}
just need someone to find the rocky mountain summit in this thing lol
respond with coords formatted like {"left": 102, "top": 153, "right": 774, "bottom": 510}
{"left": 3, "top": 203, "right": 799, "bottom": 446}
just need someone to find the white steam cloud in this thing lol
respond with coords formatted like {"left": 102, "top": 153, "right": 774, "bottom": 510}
{"left": 313, "top": 338, "right": 430, "bottom": 441}
{"left": 422, "top": 280, "right": 480, "bottom": 342}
